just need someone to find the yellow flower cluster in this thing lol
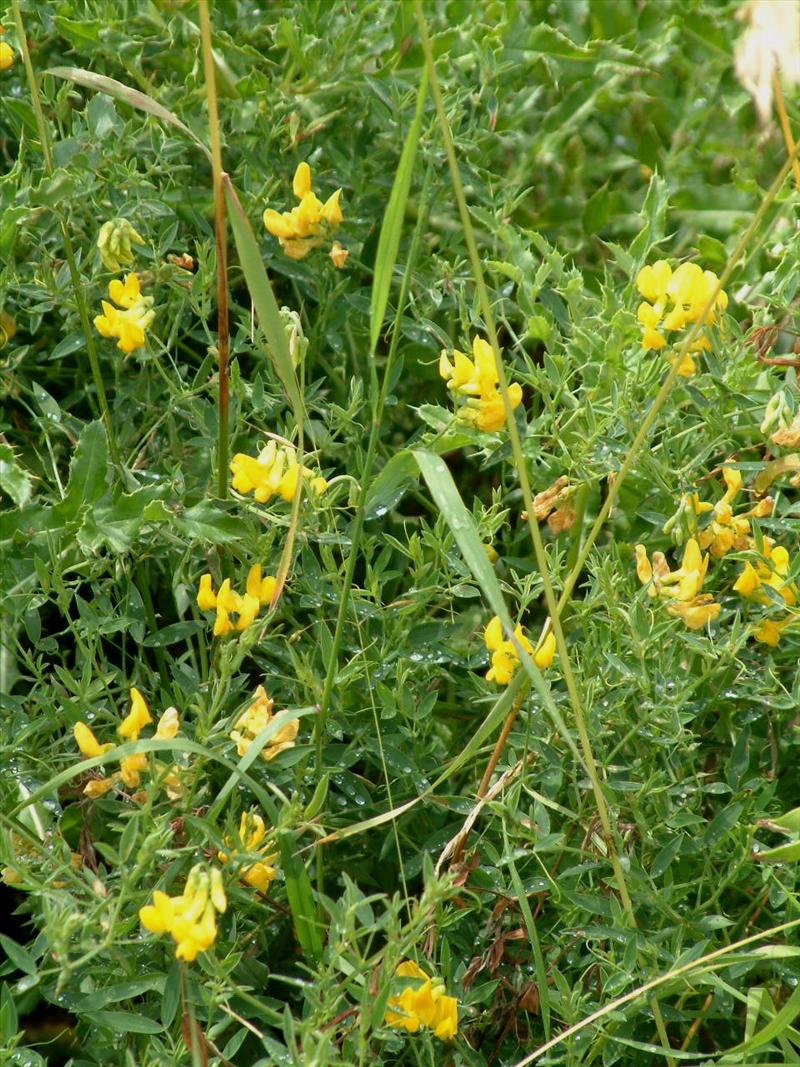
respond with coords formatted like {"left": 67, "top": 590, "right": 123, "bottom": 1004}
{"left": 94, "top": 273, "right": 155, "bottom": 354}
{"left": 636, "top": 260, "right": 728, "bottom": 376}
{"left": 635, "top": 538, "right": 720, "bottom": 630}
{"left": 263, "top": 161, "right": 344, "bottom": 260}
{"left": 484, "top": 615, "right": 556, "bottom": 685}
{"left": 385, "top": 960, "right": 458, "bottom": 1041}
{"left": 688, "top": 467, "right": 773, "bottom": 558}
{"left": 139, "top": 864, "right": 226, "bottom": 962}
{"left": 439, "top": 335, "right": 523, "bottom": 432}
{"left": 230, "top": 684, "right": 299, "bottom": 761}
{"left": 733, "top": 541, "right": 797, "bottom": 645}
{"left": 196, "top": 565, "right": 277, "bottom": 636}
{"left": 73, "top": 688, "right": 182, "bottom": 798}
{"left": 230, "top": 441, "right": 328, "bottom": 504}
{"left": 218, "top": 811, "right": 277, "bottom": 894}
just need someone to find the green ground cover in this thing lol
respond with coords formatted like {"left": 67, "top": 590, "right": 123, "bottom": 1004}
{"left": 1, "top": 1, "right": 800, "bottom": 1064}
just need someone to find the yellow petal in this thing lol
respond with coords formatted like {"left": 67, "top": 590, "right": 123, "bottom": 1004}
{"left": 293, "top": 161, "right": 312, "bottom": 199}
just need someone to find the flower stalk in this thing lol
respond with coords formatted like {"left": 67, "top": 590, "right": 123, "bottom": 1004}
{"left": 198, "top": 0, "right": 230, "bottom": 499}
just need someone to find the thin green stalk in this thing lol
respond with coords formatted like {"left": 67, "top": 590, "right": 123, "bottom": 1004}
{"left": 414, "top": 0, "right": 635, "bottom": 915}
{"left": 314, "top": 167, "right": 433, "bottom": 765}
{"left": 11, "top": 0, "right": 120, "bottom": 467}
{"left": 198, "top": 0, "right": 230, "bottom": 499}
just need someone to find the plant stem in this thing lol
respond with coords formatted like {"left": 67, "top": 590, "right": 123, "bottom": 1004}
{"left": 12, "top": 0, "right": 120, "bottom": 467}
{"left": 773, "top": 71, "right": 800, "bottom": 191}
{"left": 198, "top": 0, "right": 230, "bottom": 499}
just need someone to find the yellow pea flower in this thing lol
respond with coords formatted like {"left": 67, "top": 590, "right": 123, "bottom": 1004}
{"left": 93, "top": 273, "right": 155, "bottom": 354}
{"left": 635, "top": 538, "right": 719, "bottom": 630}
{"left": 263, "top": 161, "right": 343, "bottom": 259}
{"left": 218, "top": 811, "right": 278, "bottom": 894}
{"left": 439, "top": 334, "right": 524, "bottom": 433}
{"left": 230, "top": 441, "right": 328, "bottom": 504}
{"left": 118, "top": 687, "right": 153, "bottom": 740}
{"left": 385, "top": 960, "right": 458, "bottom": 1041}
{"left": 230, "top": 685, "right": 299, "bottom": 760}
{"left": 635, "top": 259, "right": 727, "bottom": 371}
{"left": 196, "top": 574, "right": 217, "bottom": 610}
{"left": 74, "top": 722, "right": 114, "bottom": 759}
{"left": 139, "top": 865, "right": 226, "bottom": 963}
{"left": 484, "top": 615, "right": 555, "bottom": 684}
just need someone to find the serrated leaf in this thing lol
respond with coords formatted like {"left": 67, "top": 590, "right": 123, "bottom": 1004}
{"left": 0, "top": 445, "right": 33, "bottom": 507}
{"left": 173, "top": 501, "right": 243, "bottom": 543}
{"left": 61, "top": 420, "right": 108, "bottom": 518}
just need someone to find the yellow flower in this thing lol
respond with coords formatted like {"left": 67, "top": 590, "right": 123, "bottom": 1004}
{"left": 733, "top": 541, "right": 797, "bottom": 606}
{"left": 74, "top": 693, "right": 183, "bottom": 798}
{"left": 635, "top": 538, "right": 720, "bottom": 630}
{"left": 230, "top": 441, "right": 328, "bottom": 504}
{"left": 329, "top": 241, "right": 349, "bottom": 268}
{"left": 74, "top": 722, "right": 114, "bottom": 759}
{"left": 263, "top": 161, "right": 343, "bottom": 259}
{"left": 197, "top": 570, "right": 274, "bottom": 636}
{"left": 439, "top": 335, "right": 524, "bottom": 432}
{"left": 666, "top": 595, "right": 721, "bottom": 629}
{"left": 218, "top": 811, "right": 278, "bottom": 895}
{"left": 140, "top": 865, "right": 226, "bottom": 963}
{"left": 197, "top": 573, "right": 217, "bottom": 610}
{"left": 484, "top": 615, "right": 556, "bottom": 685}
{"left": 0, "top": 41, "right": 14, "bottom": 71}
{"left": 119, "top": 687, "right": 153, "bottom": 740}
{"left": 0, "top": 310, "right": 15, "bottom": 346}
{"left": 385, "top": 960, "right": 458, "bottom": 1041}
{"left": 93, "top": 273, "right": 155, "bottom": 354}
{"left": 691, "top": 468, "right": 772, "bottom": 559}
{"left": 753, "top": 616, "right": 794, "bottom": 646}
{"left": 230, "top": 685, "right": 299, "bottom": 760}
{"left": 635, "top": 260, "right": 727, "bottom": 371}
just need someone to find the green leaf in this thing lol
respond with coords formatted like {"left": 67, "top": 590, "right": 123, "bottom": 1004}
{"left": 757, "top": 839, "right": 800, "bottom": 864}
{"left": 83, "top": 1010, "right": 163, "bottom": 1034}
{"left": 772, "top": 806, "right": 800, "bottom": 834}
{"left": 364, "top": 450, "right": 419, "bottom": 519}
{"left": 60, "top": 420, "right": 108, "bottom": 519}
{"left": 173, "top": 501, "right": 244, "bottom": 543}
{"left": 0, "top": 936, "right": 36, "bottom": 976}
{"left": 47, "top": 67, "right": 210, "bottom": 162}
{"left": 412, "top": 450, "right": 582, "bottom": 766}
{"left": 224, "top": 182, "right": 304, "bottom": 421}
{"left": 279, "top": 832, "right": 324, "bottom": 963}
{"left": 0, "top": 445, "right": 33, "bottom": 507}
{"left": 369, "top": 71, "right": 427, "bottom": 354}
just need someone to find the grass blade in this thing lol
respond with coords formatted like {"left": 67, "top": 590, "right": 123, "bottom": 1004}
{"left": 46, "top": 66, "right": 211, "bottom": 162}
{"left": 413, "top": 448, "right": 583, "bottom": 766}
{"left": 369, "top": 71, "right": 427, "bottom": 354}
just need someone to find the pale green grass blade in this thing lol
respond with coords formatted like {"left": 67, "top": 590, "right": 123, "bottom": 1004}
{"left": 722, "top": 983, "right": 800, "bottom": 1058}
{"left": 412, "top": 449, "right": 583, "bottom": 766}
{"left": 223, "top": 180, "right": 304, "bottom": 421}
{"left": 46, "top": 67, "right": 211, "bottom": 162}
{"left": 369, "top": 71, "right": 427, "bottom": 354}
{"left": 279, "top": 833, "right": 324, "bottom": 962}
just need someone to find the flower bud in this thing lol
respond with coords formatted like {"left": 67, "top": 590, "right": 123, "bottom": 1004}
{"left": 760, "top": 390, "right": 792, "bottom": 436}
{"left": 97, "top": 218, "right": 145, "bottom": 273}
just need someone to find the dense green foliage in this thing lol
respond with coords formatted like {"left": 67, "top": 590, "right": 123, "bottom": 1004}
{"left": 2, "top": 1, "right": 800, "bottom": 1064}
